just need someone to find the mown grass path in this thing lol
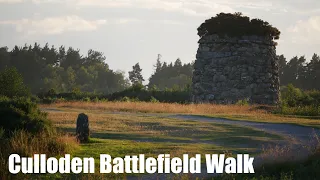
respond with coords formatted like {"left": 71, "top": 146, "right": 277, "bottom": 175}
{"left": 82, "top": 111, "right": 320, "bottom": 180}
{"left": 170, "top": 114, "right": 320, "bottom": 143}
{"left": 121, "top": 113, "right": 320, "bottom": 180}
{"left": 101, "top": 111, "right": 320, "bottom": 144}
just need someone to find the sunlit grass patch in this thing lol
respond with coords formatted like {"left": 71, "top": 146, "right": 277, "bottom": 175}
{"left": 47, "top": 108, "right": 284, "bottom": 156}
{"left": 42, "top": 104, "right": 294, "bottom": 179}
{"left": 42, "top": 101, "right": 320, "bottom": 128}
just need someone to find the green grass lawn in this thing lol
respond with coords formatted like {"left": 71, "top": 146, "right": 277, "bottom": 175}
{"left": 47, "top": 108, "right": 285, "bottom": 179}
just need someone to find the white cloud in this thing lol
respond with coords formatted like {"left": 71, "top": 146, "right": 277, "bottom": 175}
{"left": 80, "top": 0, "right": 234, "bottom": 16}
{"left": 2, "top": 0, "right": 319, "bottom": 16}
{"left": 75, "top": 0, "right": 131, "bottom": 7}
{"left": 113, "top": 18, "right": 143, "bottom": 24}
{"left": 155, "top": 20, "right": 183, "bottom": 25}
{"left": 287, "top": 16, "right": 320, "bottom": 44}
{"left": 78, "top": 0, "right": 319, "bottom": 16}
{"left": 0, "top": 15, "right": 107, "bottom": 35}
{"left": 28, "top": 0, "right": 234, "bottom": 17}
{"left": 0, "top": 15, "right": 184, "bottom": 36}
{"left": 0, "top": 0, "right": 23, "bottom": 3}
{"left": 28, "top": 0, "right": 310, "bottom": 15}
{"left": 211, "top": 0, "right": 273, "bottom": 9}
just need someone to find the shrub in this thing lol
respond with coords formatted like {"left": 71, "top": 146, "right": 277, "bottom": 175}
{"left": 37, "top": 84, "right": 191, "bottom": 104}
{"left": 306, "top": 90, "right": 320, "bottom": 106}
{"left": 31, "top": 95, "right": 41, "bottom": 103}
{"left": 0, "top": 95, "right": 80, "bottom": 179}
{"left": 42, "top": 97, "right": 55, "bottom": 104}
{"left": 0, "top": 96, "right": 54, "bottom": 136}
{"left": 81, "top": 97, "right": 91, "bottom": 102}
{"left": 56, "top": 97, "right": 66, "bottom": 103}
{"left": 47, "top": 88, "right": 57, "bottom": 97}
{"left": 150, "top": 96, "right": 160, "bottom": 103}
{"left": 236, "top": 98, "right": 250, "bottom": 106}
{"left": 93, "top": 97, "right": 100, "bottom": 103}
{"left": 276, "top": 84, "right": 320, "bottom": 116}
{"left": 0, "top": 97, "right": 79, "bottom": 179}
{"left": 280, "top": 84, "right": 320, "bottom": 107}
{"left": 281, "top": 84, "right": 304, "bottom": 107}
{"left": 120, "top": 96, "right": 131, "bottom": 102}
{"left": 107, "top": 86, "right": 191, "bottom": 103}
{"left": 277, "top": 105, "right": 320, "bottom": 116}
{"left": 100, "top": 98, "right": 109, "bottom": 102}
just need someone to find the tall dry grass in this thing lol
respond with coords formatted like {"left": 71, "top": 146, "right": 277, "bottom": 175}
{"left": 8, "top": 130, "right": 79, "bottom": 156}
{"left": 258, "top": 131, "right": 320, "bottom": 167}
{"left": 0, "top": 130, "right": 79, "bottom": 179}
{"left": 42, "top": 101, "right": 267, "bottom": 114}
{"left": 41, "top": 101, "right": 320, "bottom": 126}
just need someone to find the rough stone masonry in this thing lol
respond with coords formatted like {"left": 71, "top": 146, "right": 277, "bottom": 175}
{"left": 192, "top": 34, "right": 280, "bottom": 105}
{"left": 76, "top": 113, "right": 90, "bottom": 143}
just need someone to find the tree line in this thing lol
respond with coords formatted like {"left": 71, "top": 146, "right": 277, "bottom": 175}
{"left": 127, "top": 54, "right": 193, "bottom": 91}
{"left": 0, "top": 43, "right": 320, "bottom": 96}
{"left": 138, "top": 53, "right": 320, "bottom": 91}
{"left": 0, "top": 44, "right": 194, "bottom": 95}
{"left": 0, "top": 43, "right": 129, "bottom": 94}
{"left": 278, "top": 54, "right": 320, "bottom": 90}
{"left": 148, "top": 54, "right": 193, "bottom": 91}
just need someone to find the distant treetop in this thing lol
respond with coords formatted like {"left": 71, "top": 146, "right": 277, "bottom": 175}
{"left": 197, "top": 12, "right": 280, "bottom": 40}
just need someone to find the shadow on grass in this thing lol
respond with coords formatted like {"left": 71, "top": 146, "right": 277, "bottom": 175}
{"left": 57, "top": 127, "right": 193, "bottom": 143}
{"left": 125, "top": 121, "right": 189, "bottom": 131}
{"left": 57, "top": 121, "right": 281, "bottom": 150}
{"left": 213, "top": 136, "right": 280, "bottom": 149}
{"left": 92, "top": 132, "right": 196, "bottom": 144}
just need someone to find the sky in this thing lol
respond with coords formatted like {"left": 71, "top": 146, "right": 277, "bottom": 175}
{"left": 0, "top": 0, "right": 320, "bottom": 81}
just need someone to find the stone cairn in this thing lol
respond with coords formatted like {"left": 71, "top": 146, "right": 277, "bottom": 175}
{"left": 192, "top": 34, "right": 280, "bottom": 105}
{"left": 76, "top": 113, "right": 90, "bottom": 143}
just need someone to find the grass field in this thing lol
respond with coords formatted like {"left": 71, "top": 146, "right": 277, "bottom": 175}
{"left": 42, "top": 101, "right": 320, "bottom": 128}
{"left": 44, "top": 102, "right": 287, "bottom": 179}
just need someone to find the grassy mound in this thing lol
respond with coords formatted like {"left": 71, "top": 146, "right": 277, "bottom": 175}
{"left": 197, "top": 12, "right": 280, "bottom": 40}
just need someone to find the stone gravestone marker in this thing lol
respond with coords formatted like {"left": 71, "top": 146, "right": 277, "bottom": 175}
{"left": 76, "top": 113, "right": 90, "bottom": 143}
